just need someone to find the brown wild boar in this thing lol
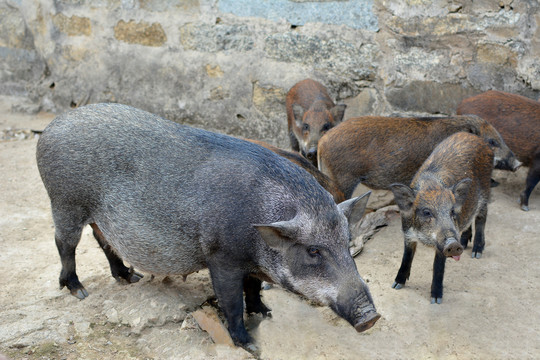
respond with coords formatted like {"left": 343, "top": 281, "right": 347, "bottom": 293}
{"left": 391, "top": 132, "right": 493, "bottom": 304}
{"left": 245, "top": 139, "right": 346, "bottom": 203}
{"left": 318, "top": 115, "right": 520, "bottom": 199}
{"left": 458, "top": 90, "right": 540, "bottom": 211}
{"left": 286, "top": 79, "right": 346, "bottom": 166}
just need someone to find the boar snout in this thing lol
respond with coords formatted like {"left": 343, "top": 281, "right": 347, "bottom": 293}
{"left": 333, "top": 283, "right": 380, "bottom": 333}
{"left": 305, "top": 147, "right": 317, "bottom": 162}
{"left": 354, "top": 309, "right": 381, "bottom": 333}
{"left": 443, "top": 237, "right": 463, "bottom": 259}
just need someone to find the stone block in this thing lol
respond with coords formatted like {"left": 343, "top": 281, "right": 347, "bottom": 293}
{"left": 385, "top": 81, "right": 477, "bottom": 114}
{"left": 180, "top": 23, "right": 254, "bottom": 52}
{"left": 264, "top": 32, "right": 376, "bottom": 82}
{"left": 252, "top": 82, "right": 286, "bottom": 115}
{"left": 52, "top": 13, "right": 91, "bottom": 36}
{"left": 114, "top": 20, "right": 167, "bottom": 46}
{"left": 0, "top": 6, "right": 35, "bottom": 49}
{"left": 219, "top": 0, "right": 378, "bottom": 31}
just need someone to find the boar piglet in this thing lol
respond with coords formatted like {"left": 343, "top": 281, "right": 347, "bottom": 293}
{"left": 286, "top": 79, "right": 346, "bottom": 167}
{"left": 458, "top": 90, "right": 540, "bottom": 211}
{"left": 390, "top": 132, "right": 493, "bottom": 304}
{"left": 318, "top": 115, "right": 520, "bottom": 199}
{"left": 36, "top": 103, "right": 379, "bottom": 347}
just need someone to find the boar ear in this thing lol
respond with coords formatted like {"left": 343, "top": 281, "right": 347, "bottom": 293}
{"left": 453, "top": 178, "right": 472, "bottom": 211}
{"left": 390, "top": 183, "right": 415, "bottom": 212}
{"left": 338, "top": 191, "right": 371, "bottom": 229}
{"left": 292, "top": 104, "right": 305, "bottom": 128}
{"left": 330, "top": 104, "right": 347, "bottom": 123}
{"left": 254, "top": 220, "right": 299, "bottom": 251}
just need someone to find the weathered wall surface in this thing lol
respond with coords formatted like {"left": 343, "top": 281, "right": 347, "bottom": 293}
{"left": 1, "top": 0, "right": 539, "bottom": 146}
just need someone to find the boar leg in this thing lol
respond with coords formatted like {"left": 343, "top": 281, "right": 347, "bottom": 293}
{"left": 520, "top": 150, "right": 540, "bottom": 211}
{"left": 471, "top": 204, "right": 488, "bottom": 259}
{"left": 392, "top": 241, "right": 417, "bottom": 289}
{"left": 460, "top": 226, "right": 472, "bottom": 249}
{"left": 244, "top": 275, "right": 271, "bottom": 317}
{"left": 431, "top": 252, "right": 446, "bottom": 304}
{"left": 208, "top": 265, "right": 251, "bottom": 345}
{"left": 53, "top": 210, "right": 87, "bottom": 299}
{"left": 90, "top": 223, "right": 143, "bottom": 283}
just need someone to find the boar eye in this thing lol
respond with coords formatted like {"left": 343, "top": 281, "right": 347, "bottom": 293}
{"left": 422, "top": 208, "right": 433, "bottom": 218}
{"left": 302, "top": 123, "right": 310, "bottom": 132}
{"left": 488, "top": 138, "right": 499, "bottom": 147}
{"left": 307, "top": 246, "right": 321, "bottom": 257}
{"left": 321, "top": 123, "right": 332, "bottom": 132}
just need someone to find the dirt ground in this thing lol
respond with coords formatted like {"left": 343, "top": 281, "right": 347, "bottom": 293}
{"left": 1, "top": 96, "right": 539, "bottom": 360}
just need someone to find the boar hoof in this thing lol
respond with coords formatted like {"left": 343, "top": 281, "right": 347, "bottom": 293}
{"left": 127, "top": 267, "right": 144, "bottom": 283}
{"left": 71, "top": 287, "right": 89, "bottom": 300}
{"left": 519, "top": 194, "right": 529, "bottom": 211}
{"left": 472, "top": 252, "right": 482, "bottom": 259}
{"left": 246, "top": 302, "right": 272, "bottom": 317}
{"left": 430, "top": 297, "right": 442, "bottom": 304}
{"left": 243, "top": 342, "right": 259, "bottom": 355}
{"left": 391, "top": 281, "right": 404, "bottom": 290}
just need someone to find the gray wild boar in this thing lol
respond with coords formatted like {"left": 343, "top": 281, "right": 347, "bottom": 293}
{"left": 390, "top": 132, "right": 493, "bottom": 304}
{"left": 36, "top": 103, "right": 380, "bottom": 347}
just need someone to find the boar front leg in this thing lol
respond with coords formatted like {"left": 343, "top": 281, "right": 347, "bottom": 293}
{"left": 471, "top": 204, "right": 488, "bottom": 259}
{"left": 208, "top": 265, "right": 251, "bottom": 346}
{"left": 431, "top": 251, "right": 446, "bottom": 304}
{"left": 392, "top": 241, "right": 417, "bottom": 290}
{"left": 244, "top": 275, "right": 271, "bottom": 317}
{"left": 460, "top": 226, "right": 472, "bottom": 249}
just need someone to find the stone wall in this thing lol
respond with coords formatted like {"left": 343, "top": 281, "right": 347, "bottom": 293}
{"left": 2, "top": 0, "right": 539, "bottom": 146}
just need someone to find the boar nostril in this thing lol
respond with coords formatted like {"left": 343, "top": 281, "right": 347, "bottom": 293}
{"left": 306, "top": 150, "right": 317, "bottom": 160}
{"left": 354, "top": 312, "right": 381, "bottom": 332}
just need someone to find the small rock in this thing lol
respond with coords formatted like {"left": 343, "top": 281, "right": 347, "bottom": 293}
{"left": 191, "top": 307, "right": 234, "bottom": 347}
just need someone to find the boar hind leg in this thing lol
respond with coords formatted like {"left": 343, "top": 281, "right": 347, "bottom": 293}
{"left": 431, "top": 252, "right": 446, "bottom": 304}
{"left": 392, "top": 241, "right": 417, "bottom": 290}
{"left": 520, "top": 150, "right": 540, "bottom": 211}
{"left": 471, "top": 204, "right": 488, "bottom": 259}
{"left": 460, "top": 226, "right": 472, "bottom": 249}
{"left": 208, "top": 265, "right": 252, "bottom": 346}
{"left": 244, "top": 276, "right": 271, "bottom": 317}
{"left": 90, "top": 223, "right": 143, "bottom": 283}
{"left": 53, "top": 210, "right": 87, "bottom": 299}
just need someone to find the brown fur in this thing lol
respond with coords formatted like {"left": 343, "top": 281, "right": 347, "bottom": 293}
{"left": 410, "top": 132, "right": 493, "bottom": 229}
{"left": 245, "top": 138, "right": 346, "bottom": 203}
{"left": 457, "top": 90, "right": 540, "bottom": 210}
{"left": 390, "top": 132, "right": 494, "bottom": 302}
{"left": 286, "top": 79, "right": 346, "bottom": 166}
{"left": 317, "top": 115, "right": 517, "bottom": 199}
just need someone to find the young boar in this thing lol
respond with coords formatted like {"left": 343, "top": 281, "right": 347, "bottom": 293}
{"left": 245, "top": 138, "right": 346, "bottom": 203}
{"left": 390, "top": 132, "right": 493, "bottom": 304}
{"left": 36, "top": 103, "right": 379, "bottom": 347}
{"left": 286, "top": 79, "right": 347, "bottom": 166}
{"left": 318, "top": 115, "right": 520, "bottom": 199}
{"left": 458, "top": 90, "right": 540, "bottom": 211}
